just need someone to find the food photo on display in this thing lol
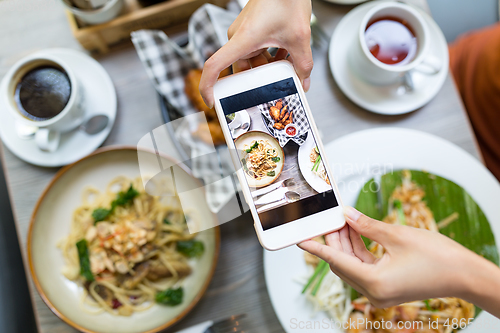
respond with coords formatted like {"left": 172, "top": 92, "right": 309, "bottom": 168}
{"left": 1, "top": 0, "right": 500, "bottom": 333}
{"left": 219, "top": 81, "right": 338, "bottom": 230}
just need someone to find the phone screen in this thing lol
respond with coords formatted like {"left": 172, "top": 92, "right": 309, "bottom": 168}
{"left": 220, "top": 78, "right": 339, "bottom": 230}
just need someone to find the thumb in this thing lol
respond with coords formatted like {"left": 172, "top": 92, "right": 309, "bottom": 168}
{"left": 298, "top": 240, "right": 368, "bottom": 280}
{"left": 200, "top": 38, "right": 255, "bottom": 108}
{"left": 343, "top": 206, "right": 396, "bottom": 247}
{"left": 287, "top": 39, "right": 313, "bottom": 92}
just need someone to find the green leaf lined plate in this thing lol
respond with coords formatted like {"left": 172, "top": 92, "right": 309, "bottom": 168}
{"left": 355, "top": 169, "right": 499, "bottom": 315}
{"left": 264, "top": 128, "right": 500, "bottom": 333}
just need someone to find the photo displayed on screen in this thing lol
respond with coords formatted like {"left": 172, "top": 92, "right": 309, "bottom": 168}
{"left": 219, "top": 78, "right": 339, "bottom": 230}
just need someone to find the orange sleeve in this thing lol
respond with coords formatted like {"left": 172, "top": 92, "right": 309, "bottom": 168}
{"left": 449, "top": 23, "right": 500, "bottom": 180}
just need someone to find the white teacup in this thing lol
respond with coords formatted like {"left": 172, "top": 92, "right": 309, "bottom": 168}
{"left": 2, "top": 54, "right": 85, "bottom": 152}
{"left": 350, "top": 2, "right": 442, "bottom": 86}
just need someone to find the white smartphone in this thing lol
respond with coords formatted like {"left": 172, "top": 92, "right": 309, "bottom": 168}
{"left": 213, "top": 61, "right": 345, "bottom": 250}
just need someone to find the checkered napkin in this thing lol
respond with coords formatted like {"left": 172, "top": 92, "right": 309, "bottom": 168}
{"left": 258, "top": 94, "right": 310, "bottom": 147}
{"left": 131, "top": 4, "right": 239, "bottom": 213}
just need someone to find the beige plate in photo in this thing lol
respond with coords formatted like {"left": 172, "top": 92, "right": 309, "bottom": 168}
{"left": 28, "top": 147, "right": 220, "bottom": 333}
{"left": 234, "top": 131, "right": 285, "bottom": 188}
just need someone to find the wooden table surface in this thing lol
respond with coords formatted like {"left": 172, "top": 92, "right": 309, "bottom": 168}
{"left": 0, "top": 0, "right": 482, "bottom": 332}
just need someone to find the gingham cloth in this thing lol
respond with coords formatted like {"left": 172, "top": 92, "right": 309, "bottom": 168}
{"left": 258, "top": 94, "right": 310, "bottom": 147}
{"left": 131, "top": 4, "right": 240, "bottom": 213}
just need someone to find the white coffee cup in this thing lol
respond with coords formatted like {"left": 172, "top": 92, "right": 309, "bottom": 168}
{"left": 2, "top": 54, "right": 85, "bottom": 152}
{"left": 60, "top": 0, "right": 124, "bottom": 25}
{"left": 350, "top": 2, "right": 442, "bottom": 86}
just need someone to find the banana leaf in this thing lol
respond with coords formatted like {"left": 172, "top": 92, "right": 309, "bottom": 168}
{"left": 353, "top": 169, "right": 499, "bottom": 315}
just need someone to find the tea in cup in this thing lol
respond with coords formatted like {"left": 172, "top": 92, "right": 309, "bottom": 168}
{"left": 350, "top": 2, "right": 441, "bottom": 86}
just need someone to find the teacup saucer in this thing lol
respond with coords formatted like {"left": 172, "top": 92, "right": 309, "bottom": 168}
{"left": 0, "top": 48, "right": 116, "bottom": 167}
{"left": 329, "top": 1, "right": 449, "bottom": 115}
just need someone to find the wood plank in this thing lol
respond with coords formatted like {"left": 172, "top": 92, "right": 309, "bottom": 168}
{"left": 67, "top": 0, "right": 231, "bottom": 53}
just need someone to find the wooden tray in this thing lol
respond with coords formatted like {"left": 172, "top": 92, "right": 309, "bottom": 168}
{"left": 66, "top": 0, "right": 230, "bottom": 54}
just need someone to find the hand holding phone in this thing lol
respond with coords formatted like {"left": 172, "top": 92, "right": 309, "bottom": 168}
{"left": 198, "top": 0, "right": 313, "bottom": 108}
{"left": 213, "top": 61, "right": 345, "bottom": 250}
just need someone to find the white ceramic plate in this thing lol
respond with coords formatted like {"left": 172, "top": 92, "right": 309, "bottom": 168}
{"left": 229, "top": 110, "right": 251, "bottom": 138}
{"left": 264, "top": 128, "right": 500, "bottom": 333}
{"left": 0, "top": 48, "right": 116, "bottom": 167}
{"left": 234, "top": 131, "right": 285, "bottom": 188}
{"left": 329, "top": 1, "right": 449, "bottom": 115}
{"left": 28, "top": 148, "right": 220, "bottom": 333}
{"left": 297, "top": 132, "right": 331, "bottom": 193}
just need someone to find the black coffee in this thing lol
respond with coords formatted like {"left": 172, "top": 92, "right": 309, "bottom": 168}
{"left": 14, "top": 66, "right": 71, "bottom": 121}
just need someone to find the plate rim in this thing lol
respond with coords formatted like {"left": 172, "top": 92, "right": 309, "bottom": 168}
{"left": 297, "top": 132, "right": 331, "bottom": 193}
{"left": 27, "top": 145, "right": 221, "bottom": 333}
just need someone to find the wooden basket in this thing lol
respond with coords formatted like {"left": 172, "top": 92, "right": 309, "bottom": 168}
{"left": 66, "top": 0, "right": 230, "bottom": 54}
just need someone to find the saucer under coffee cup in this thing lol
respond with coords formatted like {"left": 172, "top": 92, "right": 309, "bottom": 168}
{"left": 350, "top": 2, "right": 442, "bottom": 86}
{"left": 2, "top": 54, "right": 85, "bottom": 152}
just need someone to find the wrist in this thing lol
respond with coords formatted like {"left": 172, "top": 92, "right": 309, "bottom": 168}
{"left": 458, "top": 249, "right": 500, "bottom": 315}
{"left": 457, "top": 251, "right": 483, "bottom": 299}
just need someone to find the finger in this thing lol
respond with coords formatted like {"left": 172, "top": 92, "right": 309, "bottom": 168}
{"left": 249, "top": 53, "right": 270, "bottom": 68}
{"left": 286, "top": 37, "right": 313, "bottom": 90}
{"left": 242, "top": 49, "right": 267, "bottom": 60}
{"left": 344, "top": 206, "right": 395, "bottom": 247}
{"left": 324, "top": 230, "right": 342, "bottom": 251}
{"left": 297, "top": 244, "right": 366, "bottom": 296}
{"left": 233, "top": 59, "right": 251, "bottom": 73}
{"left": 200, "top": 38, "right": 258, "bottom": 108}
{"left": 326, "top": 267, "right": 367, "bottom": 297}
{"left": 349, "top": 226, "right": 376, "bottom": 263}
{"left": 298, "top": 240, "right": 369, "bottom": 279}
{"left": 339, "top": 226, "right": 355, "bottom": 256}
{"left": 298, "top": 241, "right": 372, "bottom": 297}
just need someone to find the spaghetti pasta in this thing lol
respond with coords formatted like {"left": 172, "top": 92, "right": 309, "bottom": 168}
{"left": 58, "top": 176, "right": 202, "bottom": 316}
{"left": 243, "top": 139, "right": 280, "bottom": 180}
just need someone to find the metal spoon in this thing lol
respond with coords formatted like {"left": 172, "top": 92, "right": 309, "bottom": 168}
{"left": 252, "top": 178, "right": 295, "bottom": 198}
{"left": 15, "top": 114, "right": 109, "bottom": 140}
{"left": 257, "top": 191, "right": 301, "bottom": 212}
{"left": 15, "top": 122, "right": 38, "bottom": 140}
{"left": 80, "top": 115, "right": 109, "bottom": 135}
{"left": 255, "top": 188, "right": 300, "bottom": 206}
{"left": 285, "top": 191, "right": 300, "bottom": 203}
{"left": 232, "top": 122, "right": 250, "bottom": 132}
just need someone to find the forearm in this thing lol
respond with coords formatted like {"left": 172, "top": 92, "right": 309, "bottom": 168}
{"left": 460, "top": 251, "right": 500, "bottom": 318}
